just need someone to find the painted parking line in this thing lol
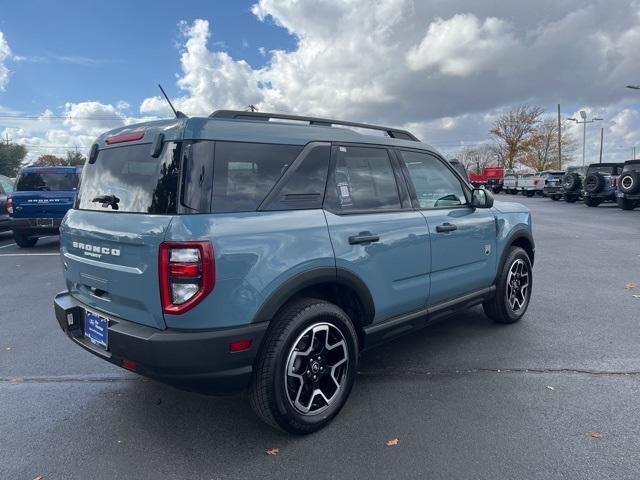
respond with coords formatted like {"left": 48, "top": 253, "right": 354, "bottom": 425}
{"left": 0, "top": 236, "right": 53, "bottom": 251}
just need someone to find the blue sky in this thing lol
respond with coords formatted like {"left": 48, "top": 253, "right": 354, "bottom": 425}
{"left": 0, "top": 0, "right": 294, "bottom": 115}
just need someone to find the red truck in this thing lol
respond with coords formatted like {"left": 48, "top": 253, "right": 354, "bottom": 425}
{"left": 468, "top": 166, "right": 505, "bottom": 193}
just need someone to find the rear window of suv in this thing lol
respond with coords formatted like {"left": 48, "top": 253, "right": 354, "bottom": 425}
{"left": 77, "top": 143, "right": 181, "bottom": 214}
{"left": 16, "top": 169, "right": 79, "bottom": 192}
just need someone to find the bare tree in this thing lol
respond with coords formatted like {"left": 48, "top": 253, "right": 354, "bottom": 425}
{"left": 456, "top": 144, "right": 500, "bottom": 174}
{"left": 490, "top": 105, "right": 543, "bottom": 169}
{"left": 522, "top": 118, "right": 577, "bottom": 171}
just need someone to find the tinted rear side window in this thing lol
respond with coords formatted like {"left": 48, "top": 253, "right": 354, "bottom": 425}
{"left": 328, "top": 146, "right": 401, "bottom": 211}
{"left": 16, "top": 171, "right": 79, "bottom": 192}
{"left": 76, "top": 143, "right": 180, "bottom": 214}
{"left": 212, "top": 142, "right": 302, "bottom": 213}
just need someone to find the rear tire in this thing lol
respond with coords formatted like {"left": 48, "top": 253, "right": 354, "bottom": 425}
{"left": 13, "top": 232, "right": 38, "bottom": 248}
{"left": 483, "top": 247, "right": 532, "bottom": 324}
{"left": 618, "top": 197, "right": 637, "bottom": 210}
{"left": 250, "top": 298, "right": 358, "bottom": 434}
{"left": 584, "top": 196, "right": 601, "bottom": 207}
{"left": 565, "top": 194, "right": 577, "bottom": 203}
{"left": 551, "top": 195, "right": 560, "bottom": 201}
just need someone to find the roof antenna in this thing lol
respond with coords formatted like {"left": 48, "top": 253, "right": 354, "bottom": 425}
{"left": 158, "top": 84, "right": 187, "bottom": 118}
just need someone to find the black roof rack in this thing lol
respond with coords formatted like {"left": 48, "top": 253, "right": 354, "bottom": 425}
{"left": 209, "top": 110, "right": 419, "bottom": 141}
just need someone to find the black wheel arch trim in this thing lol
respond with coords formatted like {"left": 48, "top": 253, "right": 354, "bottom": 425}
{"left": 252, "top": 267, "right": 375, "bottom": 324}
{"left": 496, "top": 229, "right": 535, "bottom": 283}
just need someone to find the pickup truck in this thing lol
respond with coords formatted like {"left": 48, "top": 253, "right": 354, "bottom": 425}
{"left": 0, "top": 175, "right": 13, "bottom": 231}
{"left": 503, "top": 172, "right": 518, "bottom": 194}
{"left": 538, "top": 170, "right": 566, "bottom": 200}
{"left": 468, "top": 166, "right": 504, "bottom": 193}
{"left": 8, "top": 165, "right": 81, "bottom": 247}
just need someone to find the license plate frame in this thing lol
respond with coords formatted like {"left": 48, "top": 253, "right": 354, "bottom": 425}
{"left": 84, "top": 310, "right": 109, "bottom": 350}
{"left": 36, "top": 218, "right": 54, "bottom": 227}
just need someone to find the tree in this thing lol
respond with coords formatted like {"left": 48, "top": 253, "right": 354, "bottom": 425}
{"left": 0, "top": 143, "right": 28, "bottom": 177}
{"left": 65, "top": 150, "right": 86, "bottom": 166}
{"left": 490, "top": 105, "right": 543, "bottom": 169}
{"left": 521, "top": 118, "right": 577, "bottom": 171}
{"left": 34, "top": 154, "right": 66, "bottom": 166}
{"left": 456, "top": 144, "right": 500, "bottom": 174}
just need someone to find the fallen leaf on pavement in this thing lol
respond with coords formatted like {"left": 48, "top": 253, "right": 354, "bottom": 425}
{"left": 9, "top": 377, "right": 23, "bottom": 384}
{"left": 633, "top": 295, "right": 640, "bottom": 299}
{"left": 32, "top": 476, "right": 43, "bottom": 480}
{"left": 590, "top": 432, "right": 602, "bottom": 438}
{"left": 266, "top": 448, "right": 279, "bottom": 456}
{"left": 545, "top": 385, "right": 555, "bottom": 390}
{"left": 386, "top": 438, "right": 399, "bottom": 447}
{"left": 625, "top": 282, "right": 636, "bottom": 289}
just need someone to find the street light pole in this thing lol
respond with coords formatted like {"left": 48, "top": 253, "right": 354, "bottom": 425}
{"left": 567, "top": 111, "right": 603, "bottom": 166}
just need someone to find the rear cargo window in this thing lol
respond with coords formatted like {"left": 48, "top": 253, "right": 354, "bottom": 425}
{"left": 211, "top": 142, "right": 302, "bottom": 213}
{"left": 16, "top": 170, "right": 79, "bottom": 192}
{"left": 587, "top": 166, "right": 614, "bottom": 175}
{"left": 76, "top": 142, "right": 180, "bottom": 214}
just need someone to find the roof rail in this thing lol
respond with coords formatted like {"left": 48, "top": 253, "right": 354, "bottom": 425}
{"left": 209, "top": 110, "right": 420, "bottom": 141}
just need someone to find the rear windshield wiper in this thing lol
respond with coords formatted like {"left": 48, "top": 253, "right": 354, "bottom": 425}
{"left": 92, "top": 194, "right": 120, "bottom": 210}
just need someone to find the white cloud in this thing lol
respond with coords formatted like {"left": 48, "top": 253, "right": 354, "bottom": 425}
{"left": 406, "top": 14, "right": 515, "bottom": 76}
{"left": 0, "top": 31, "right": 11, "bottom": 90}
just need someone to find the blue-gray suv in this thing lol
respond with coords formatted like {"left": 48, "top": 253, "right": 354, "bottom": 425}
{"left": 54, "top": 111, "right": 534, "bottom": 434}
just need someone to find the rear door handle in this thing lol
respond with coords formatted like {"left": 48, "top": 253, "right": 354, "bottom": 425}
{"left": 349, "top": 233, "right": 380, "bottom": 245}
{"left": 436, "top": 223, "right": 457, "bottom": 233}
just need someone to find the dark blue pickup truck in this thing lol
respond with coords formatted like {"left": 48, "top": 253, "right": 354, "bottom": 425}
{"left": 8, "top": 166, "right": 81, "bottom": 247}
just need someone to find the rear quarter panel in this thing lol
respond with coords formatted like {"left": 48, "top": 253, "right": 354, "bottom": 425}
{"left": 164, "top": 210, "right": 335, "bottom": 329}
{"left": 492, "top": 201, "right": 534, "bottom": 267}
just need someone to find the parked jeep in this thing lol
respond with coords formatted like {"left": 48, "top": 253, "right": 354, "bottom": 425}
{"left": 561, "top": 166, "right": 587, "bottom": 203}
{"left": 617, "top": 160, "right": 640, "bottom": 210}
{"left": 54, "top": 111, "right": 534, "bottom": 434}
{"left": 582, "top": 162, "right": 624, "bottom": 207}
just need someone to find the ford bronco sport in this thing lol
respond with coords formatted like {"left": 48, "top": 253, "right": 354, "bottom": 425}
{"left": 9, "top": 165, "right": 81, "bottom": 247}
{"left": 582, "top": 162, "right": 624, "bottom": 207}
{"left": 617, "top": 160, "right": 640, "bottom": 210}
{"left": 54, "top": 111, "right": 534, "bottom": 434}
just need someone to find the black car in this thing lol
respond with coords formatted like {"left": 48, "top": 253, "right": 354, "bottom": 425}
{"left": 0, "top": 175, "right": 14, "bottom": 232}
{"left": 617, "top": 160, "right": 640, "bottom": 210}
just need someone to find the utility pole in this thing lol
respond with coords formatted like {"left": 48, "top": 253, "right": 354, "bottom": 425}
{"left": 4, "top": 132, "right": 9, "bottom": 145}
{"left": 557, "top": 104, "right": 562, "bottom": 170}
{"left": 568, "top": 111, "right": 603, "bottom": 166}
{"left": 598, "top": 128, "right": 604, "bottom": 163}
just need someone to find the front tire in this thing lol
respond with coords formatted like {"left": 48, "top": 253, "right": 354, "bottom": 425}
{"left": 13, "top": 232, "right": 38, "bottom": 248}
{"left": 483, "top": 247, "right": 532, "bottom": 324}
{"left": 250, "top": 298, "right": 358, "bottom": 434}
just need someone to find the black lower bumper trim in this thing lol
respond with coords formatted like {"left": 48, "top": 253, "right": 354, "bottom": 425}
{"left": 54, "top": 291, "right": 268, "bottom": 394}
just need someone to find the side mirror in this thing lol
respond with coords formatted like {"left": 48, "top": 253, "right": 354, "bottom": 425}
{"left": 471, "top": 188, "right": 494, "bottom": 208}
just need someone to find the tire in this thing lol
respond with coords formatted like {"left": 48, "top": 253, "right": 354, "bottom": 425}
{"left": 584, "top": 173, "right": 605, "bottom": 194}
{"left": 619, "top": 171, "right": 640, "bottom": 194}
{"left": 562, "top": 173, "right": 580, "bottom": 192}
{"left": 250, "top": 298, "right": 358, "bottom": 434}
{"left": 13, "top": 232, "right": 38, "bottom": 248}
{"left": 551, "top": 195, "right": 560, "bottom": 201}
{"left": 618, "top": 197, "right": 637, "bottom": 210}
{"left": 565, "top": 194, "right": 577, "bottom": 203}
{"left": 483, "top": 247, "right": 532, "bottom": 324}
{"left": 491, "top": 186, "right": 502, "bottom": 194}
{"left": 584, "top": 196, "right": 601, "bottom": 207}
{"left": 526, "top": 191, "right": 535, "bottom": 197}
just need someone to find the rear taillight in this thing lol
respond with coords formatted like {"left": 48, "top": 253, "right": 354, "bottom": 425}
{"left": 612, "top": 177, "right": 618, "bottom": 188}
{"left": 6, "top": 197, "right": 13, "bottom": 215}
{"left": 159, "top": 241, "right": 215, "bottom": 315}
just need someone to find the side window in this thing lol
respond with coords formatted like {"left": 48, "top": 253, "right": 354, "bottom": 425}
{"left": 329, "top": 146, "right": 401, "bottom": 211}
{"left": 398, "top": 150, "right": 467, "bottom": 209}
{"left": 211, "top": 142, "right": 302, "bottom": 213}
{"left": 181, "top": 141, "right": 213, "bottom": 213}
{"left": 264, "top": 145, "right": 330, "bottom": 210}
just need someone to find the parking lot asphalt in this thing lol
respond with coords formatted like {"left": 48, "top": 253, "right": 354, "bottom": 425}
{"left": 1, "top": 196, "right": 639, "bottom": 479}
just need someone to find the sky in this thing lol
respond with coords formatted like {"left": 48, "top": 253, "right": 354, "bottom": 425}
{"left": 1, "top": 0, "right": 639, "bottom": 164}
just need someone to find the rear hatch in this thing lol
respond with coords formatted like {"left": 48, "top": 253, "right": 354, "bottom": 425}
{"left": 60, "top": 138, "right": 182, "bottom": 329}
{"left": 12, "top": 168, "right": 78, "bottom": 218}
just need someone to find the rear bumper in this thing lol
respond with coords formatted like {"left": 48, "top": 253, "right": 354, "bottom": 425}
{"left": 617, "top": 192, "right": 640, "bottom": 200}
{"left": 11, "top": 217, "right": 62, "bottom": 235}
{"left": 584, "top": 191, "right": 616, "bottom": 200}
{"left": 543, "top": 186, "right": 562, "bottom": 194}
{"left": 54, "top": 291, "right": 268, "bottom": 394}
